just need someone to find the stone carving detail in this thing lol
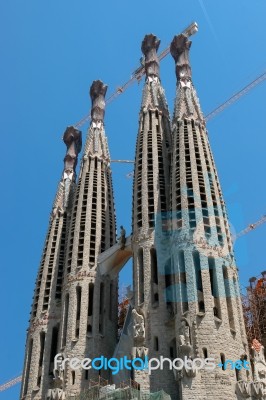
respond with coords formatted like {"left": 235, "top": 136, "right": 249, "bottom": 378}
{"left": 46, "top": 388, "right": 66, "bottom": 400}
{"left": 132, "top": 308, "right": 145, "bottom": 340}
{"left": 90, "top": 80, "right": 107, "bottom": 122}
{"left": 235, "top": 342, "right": 266, "bottom": 399}
{"left": 133, "top": 346, "right": 148, "bottom": 359}
{"left": 63, "top": 126, "right": 82, "bottom": 176}
{"left": 62, "top": 126, "right": 82, "bottom": 208}
{"left": 66, "top": 270, "right": 96, "bottom": 284}
{"left": 29, "top": 312, "right": 59, "bottom": 334}
{"left": 170, "top": 34, "right": 192, "bottom": 81}
{"left": 53, "top": 353, "right": 65, "bottom": 384}
{"left": 235, "top": 380, "right": 251, "bottom": 398}
{"left": 251, "top": 342, "right": 266, "bottom": 397}
{"left": 119, "top": 225, "right": 126, "bottom": 249}
{"left": 178, "top": 319, "right": 192, "bottom": 357}
{"left": 177, "top": 319, "right": 198, "bottom": 379}
{"left": 141, "top": 34, "right": 160, "bottom": 78}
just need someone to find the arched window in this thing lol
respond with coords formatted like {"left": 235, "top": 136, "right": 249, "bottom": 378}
{"left": 88, "top": 283, "right": 94, "bottom": 316}
{"left": 220, "top": 353, "right": 225, "bottom": 371}
{"left": 71, "top": 371, "right": 75, "bottom": 385}
{"left": 199, "top": 301, "right": 205, "bottom": 312}
{"left": 49, "top": 325, "right": 59, "bottom": 373}
{"left": 151, "top": 249, "right": 158, "bottom": 285}
{"left": 178, "top": 251, "right": 188, "bottom": 312}
{"left": 37, "top": 332, "right": 45, "bottom": 386}
{"left": 193, "top": 251, "right": 203, "bottom": 291}
{"left": 154, "top": 336, "right": 159, "bottom": 351}
{"left": 75, "top": 286, "right": 82, "bottom": 338}
{"left": 223, "top": 266, "right": 235, "bottom": 330}
{"left": 203, "top": 348, "right": 208, "bottom": 358}
{"left": 62, "top": 293, "right": 69, "bottom": 347}
{"left": 151, "top": 248, "right": 159, "bottom": 304}
{"left": 208, "top": 257, "right": 215, "bottom": 296}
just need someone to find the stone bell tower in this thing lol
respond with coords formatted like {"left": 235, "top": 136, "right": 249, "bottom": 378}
{"left": 20, "top": 126, "right": 82, "bottom": 400}
{"left": 58, "top": 80, "right": 118, "bottom": 396}
{"left": 169, "top": 33, "right": 250, "bottom": 400}
{"left": 131, "top": 33, "right": 179, "bottom": 398}
{"left": 21, "top": 80, "right": 118, "bottom": 400}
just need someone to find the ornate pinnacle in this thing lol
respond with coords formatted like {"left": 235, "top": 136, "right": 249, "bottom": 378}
{"left": 90, "top": 80, "right": 108, "bottom": 122}
{"left": 141, "top": 34, "right": 160, "bottom": 78}
{"left": 63, "top": 126, "right": 82, "bottom": 177}
{"left": 170, "top": 34, "right": 192, "bottom": 81}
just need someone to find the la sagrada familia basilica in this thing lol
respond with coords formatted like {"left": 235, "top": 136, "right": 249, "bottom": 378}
{"left": 20, "top": 24, "right": 266, "bottom": 400}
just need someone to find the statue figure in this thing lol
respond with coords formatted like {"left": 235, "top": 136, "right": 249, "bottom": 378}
{"left": 53, "top": 353, "right": 65, "bottom": 383}
{"left": 119, "top": 225, "right": 126, "bottom": 250}
{"left": 179, "top": 320, "right": 191, "bottom": 347}
{"left": 179, "top": 320, "right": 192, "bottom": 358}
{"left": 251, "top": 340, "right": 266, "bottom": 387}
{"left": 132, "top": 309, "right": 145, "bottom": 339}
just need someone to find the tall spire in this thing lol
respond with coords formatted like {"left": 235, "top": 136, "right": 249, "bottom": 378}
{"left": 132, "top": 34, "right": 171, "bottom": 233}
{"left": 21, "top": 126, "right": 81, "bottom": 400}
{"left": 58, "top": 80, "right": 117, "bottom": 395}
{"left": 170, "top": 33, "right": 203, "bottom": 123}
{"left": 131, "top": 34, "right": 178, "bottom": 397}
{"left": 83, "top": 80, "right": 111, "bottom": 161}
{"left": 169, "top": 34, "right": 249, "bottom": 399}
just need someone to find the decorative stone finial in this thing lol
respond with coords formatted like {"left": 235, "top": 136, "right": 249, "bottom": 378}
{"left": 170, "top": 34, "right": 192, "bottom": 81}
{"left": 63, "top": 126, "right": 82, "bottom": 175}
{"left": 90, "top": 80, "right": 108, "bottom": 122}
{"left": 141, "top": 34, "right": 160, "bottom": 78}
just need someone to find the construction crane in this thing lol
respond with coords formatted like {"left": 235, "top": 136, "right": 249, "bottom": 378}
{"left": 233, "top": 215, "right": 266, "bottom": 241}
{"left": 205, "top": 71, "right": 266, "bottom": 122}
{"left": 0, "top": 375, "right": 22, "bottom": 392}
{"left": 111, "top": 160, "right": 134, "bottom": 164}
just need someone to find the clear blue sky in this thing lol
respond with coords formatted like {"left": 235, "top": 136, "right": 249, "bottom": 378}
{"left": 1, "top": 0, "right": 266, "bottom": 397}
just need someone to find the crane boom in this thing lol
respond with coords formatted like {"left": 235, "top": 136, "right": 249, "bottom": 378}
{"left": 0, "top": 375, "right": 22, "bottom": 392}
{"left": 205, "top": 72, "right": 266, "bottom": 122}
{"left": 233, "top": 215, "right": 266, "bottom": 241}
